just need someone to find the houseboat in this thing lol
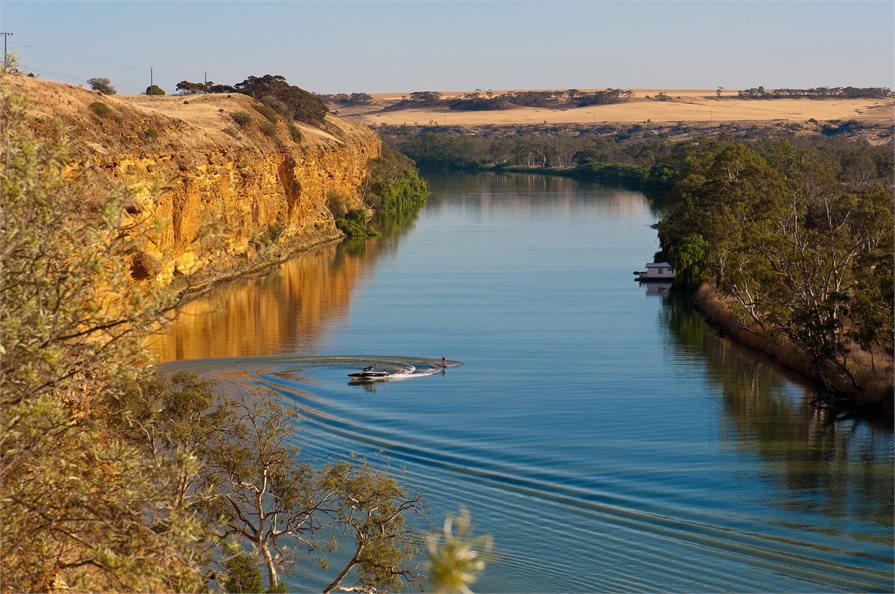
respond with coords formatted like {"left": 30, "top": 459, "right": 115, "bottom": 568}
{"left": 635, "top": 262, "right": 675, "bottom": 282}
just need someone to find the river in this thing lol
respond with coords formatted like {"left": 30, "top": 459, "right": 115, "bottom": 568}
{"left": 153, "top": 172, "right": 893, "bottom": 593}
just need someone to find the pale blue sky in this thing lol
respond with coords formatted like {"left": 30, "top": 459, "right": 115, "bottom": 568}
{"left": 2, "top": 1, "right": 892, "bottom": 95}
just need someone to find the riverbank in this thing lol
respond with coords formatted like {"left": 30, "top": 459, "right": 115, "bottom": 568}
{"left": 693, "top": 285, "right": 893, "bottom": 416}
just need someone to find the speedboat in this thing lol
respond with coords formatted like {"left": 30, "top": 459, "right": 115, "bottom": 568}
{"left": 347, "top": 365, "right": 390, "bottom": 381}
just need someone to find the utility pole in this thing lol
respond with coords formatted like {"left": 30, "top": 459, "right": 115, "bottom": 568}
{"left": 150, "top": 66, "right": 153, "bottom": 87}
{"left": 204, "top": 71, "right": 207, "bottom": 86}
{"left": 1, "top": 32, "right": 13, "bottom": 70}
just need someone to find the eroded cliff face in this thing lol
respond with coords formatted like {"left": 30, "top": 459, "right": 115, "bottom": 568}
{"left": 8, "top": 75, "right": 381, "bottom": 285}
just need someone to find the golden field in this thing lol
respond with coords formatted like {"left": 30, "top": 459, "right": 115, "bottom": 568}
{"left": 333, "top": 89, "right": 894, "bottom": 127}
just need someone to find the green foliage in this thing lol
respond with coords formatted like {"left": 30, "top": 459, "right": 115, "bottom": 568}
{"left": 260, "top": 95, "right": 290, "bottom": 117}
{"left": 235, "top": 74, "right": 327, "bottom": 125}
{"left": 224, "top": 554, "right": 265, "bottom": 593}
{"left": 426, "top": 507, "right": 493, "bottom": 594}
{"left": 145, "top": 84, "right": 166, "bottom": 96}
{"left": 357, "top": 143, "right": 430, "bottom": 236}
{"left": 254, "top": 102, "right": 281, "bottom": 124}
{"left": 658, "top": 137, "right": 894, "bottom": 392}
{"left": 385, "top": 128, "right": 685, "bottom": 179}
{"left": 198, "top": 391, "right": 422, "bottom": 593}
{"left": 231, "top": 111, "right": 252, "bottom": 127}
{"left": 321, "top": 462, "right": 424, "bottom": 593}
{"left": 176, "top": 80, "right": 212, "bottom": 95}
{"left": 87, "top": 76, "right": 116, "bottom": 95}
{"left": 336, "top": 209, "right": 380, "bottom": 240}
{"left": 88, "top": 100, "right": 112, "bottom": 118}
{"left": 668, "top": 233, "right": 708, "bottom": 289}
{"left": 328, "top": 144, "right": 430, "bottom": 241}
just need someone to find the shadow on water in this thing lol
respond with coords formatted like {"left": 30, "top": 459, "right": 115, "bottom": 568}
{"left": 661, "top": 293, "right": 894, "bottom": 531}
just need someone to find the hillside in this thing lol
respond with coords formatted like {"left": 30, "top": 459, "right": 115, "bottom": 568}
{"left": 4, "top": 75, "right": 381, "bottom": 287}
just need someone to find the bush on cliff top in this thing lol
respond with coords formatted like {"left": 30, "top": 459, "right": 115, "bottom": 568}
{"left": 234, "top": 74, "right": 327, "bottom": 125}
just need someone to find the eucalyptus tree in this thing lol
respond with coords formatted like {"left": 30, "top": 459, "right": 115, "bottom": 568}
{"left": 660, "top": 138, "right": 894, "bottom": 393}
{"left": 322, "top": 462, "right": 424, "bottom": 593}
{"left": 200, "top": 392, "right": 424, "bottom": 592}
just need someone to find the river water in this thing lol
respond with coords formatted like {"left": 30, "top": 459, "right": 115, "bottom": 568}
{"left": 153, "top": 172, "right": 893, "bottom": 593}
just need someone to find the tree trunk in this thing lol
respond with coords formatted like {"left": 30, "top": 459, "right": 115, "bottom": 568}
{"left": 261, "top": 544, "right": 278, "bottom": 590}
{"left": 322, "top": 544, "right": 363, "bottom": 594}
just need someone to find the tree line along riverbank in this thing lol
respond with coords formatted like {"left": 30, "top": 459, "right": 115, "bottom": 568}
{"left": 385, "top": 126, "right": 894, "bottom": 414}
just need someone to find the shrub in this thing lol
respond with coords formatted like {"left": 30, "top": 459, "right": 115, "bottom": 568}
{"left": 234, "top": 75, "right": 327, "bottom": 125}
{"left": 262, "top": 222, "right": 284, "bottom": 245}
{"left": 223, "top": 554, "right": 264, "bottom": 593}
{"left": 87, "top": 77, "right": 116, "bottom": 95}
{"left": 259, "top": 121, "right": 277, "bottom": 138}
{"left": 260, "top": 95, "right": 290, "bottom": 117}
{"left": 88, "top": 101, "right": 111, "bottom": 118}
{"left": 287, "top": 122, "right": 302, "bottom": 142}
{"left": 145, "top": 85, "right": 165, "bottom": 96}
{"left": 335, "top": 209, "right": 380, "bottom": 240}
{"left": 253, "top": 103, "right": 280, "bottom": 124}
{"left": 231, "top": 111, "right": 251, "bottom": 127}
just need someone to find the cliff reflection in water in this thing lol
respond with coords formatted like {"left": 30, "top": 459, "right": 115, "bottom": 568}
{"left": 662, "top": 296, "right": 894, "bottom": 531}
{"left": 149, "top": 241, "right": 381, "bottom": 362}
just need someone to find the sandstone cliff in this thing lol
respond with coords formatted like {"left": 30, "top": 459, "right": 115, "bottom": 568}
{"left": 7, "top": 75, "right": 381, "bottom": 286}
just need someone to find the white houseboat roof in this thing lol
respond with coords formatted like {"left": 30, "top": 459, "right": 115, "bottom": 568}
{"left": 645, "top": 262, "right": 673, "bottom": 269}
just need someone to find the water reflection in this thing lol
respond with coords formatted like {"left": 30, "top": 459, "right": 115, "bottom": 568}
{"left": 644, "top": 281, "right": 673, "bottom": 296}
{"left": 423, "top": 170, "right": 649, "bottom": 216}
{"left": 661, "top": 295, "right": 894, "bottom": 531}
{"left": 149, "top": 241, "right": 379, "bottom": 361}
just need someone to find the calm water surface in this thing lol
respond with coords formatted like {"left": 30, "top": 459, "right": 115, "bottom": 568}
{"left": 154, "top": 172, "right": 893, "bottom": 592}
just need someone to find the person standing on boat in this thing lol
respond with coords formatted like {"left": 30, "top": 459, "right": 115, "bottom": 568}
{"left": 441, "top": 355, "right": 446, "bottom": 368}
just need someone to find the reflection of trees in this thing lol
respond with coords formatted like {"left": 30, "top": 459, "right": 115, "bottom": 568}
{"left": 662, "top": 295, "right": 893, "bottom": 528}
{"left": 423, "top": 170, "right": 649, "bottom": 217}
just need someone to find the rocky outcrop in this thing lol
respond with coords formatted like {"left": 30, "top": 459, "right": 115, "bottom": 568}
{"left": 7, "top": 75, "right": 381, "bottom": 286}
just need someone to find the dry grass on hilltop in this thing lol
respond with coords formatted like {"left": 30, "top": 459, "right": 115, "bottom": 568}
{"left": 332, "top": 88, "right": 894, "bottom": 128}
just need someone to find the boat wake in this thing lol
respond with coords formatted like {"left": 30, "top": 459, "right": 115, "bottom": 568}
{"left": 158, "top": 354, "right": 461, "bottom": 385}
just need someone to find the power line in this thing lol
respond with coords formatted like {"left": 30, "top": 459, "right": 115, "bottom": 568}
{"left": 10, "top": 40, "right": 194, "bottom": 81}
{"left": 18, "top": 63, "right": 147, "bottom": 94}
